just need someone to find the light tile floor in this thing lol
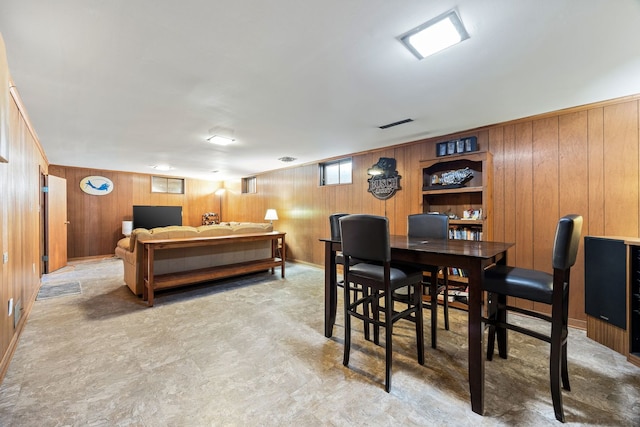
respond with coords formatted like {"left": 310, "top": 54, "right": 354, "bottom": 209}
{"left": 0, "top": 258, "right": 638, "bottom": 426}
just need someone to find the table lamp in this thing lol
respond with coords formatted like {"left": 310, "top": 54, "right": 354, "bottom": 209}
{"left": 264, "top": 209, "right": 278, "bottom": 225}
{"left": 122, "top": 220, "right": 133, "bottom": 236}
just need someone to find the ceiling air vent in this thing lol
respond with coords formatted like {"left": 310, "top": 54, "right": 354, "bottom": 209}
{"left": 379, "top": 118, "right": 414, "bottom": 129}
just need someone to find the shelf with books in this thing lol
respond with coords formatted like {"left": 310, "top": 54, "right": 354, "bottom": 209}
{"left": 449, "top": 225, "right": 483, "bottom": 241}
{"left": 420, "top": 151, "right": 492, "bottom": 237}
{"left": 419, "top": 150, "right": 493, "bottom": 311}
{"left": 421, "top": 295, "right": 470, "bottom": 311}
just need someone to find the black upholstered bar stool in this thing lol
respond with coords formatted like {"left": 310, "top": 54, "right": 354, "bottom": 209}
{"left": 393, "top": 213, "right": 451, "bottom": 348}
{"left": 483, "top": 214, "right": 583, "bottom": 422}
{"left": 340, "top": 214, "right": 424, "bottom": 392}
{"left": 329, "top": 213, "right": 369, "bottom": 339}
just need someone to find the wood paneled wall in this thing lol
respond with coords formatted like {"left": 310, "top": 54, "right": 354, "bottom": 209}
{"left": 3, "top": 59, "right": 640, "bottom": 381}
{"left": 223, "top": 95, "right": 640, "bottom": 327}
{"left": 0, "top": 85, "right": 48, "bottom": 381}
{"left": 40, "top": 95, "right": 640, "bottom": 329}
{"left": 47, "top": 165, "right": 222, "bottom": 259}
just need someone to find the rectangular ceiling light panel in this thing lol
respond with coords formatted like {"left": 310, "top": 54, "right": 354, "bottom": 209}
{"left": 207, "top": 135, "right": 235, "bottom": 146}
{"left": 399, "top": 10, "right": 469, "bottom": 60}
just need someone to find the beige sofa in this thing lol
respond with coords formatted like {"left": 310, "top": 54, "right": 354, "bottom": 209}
{"left": 115, "top": 222, "right": 274, "bottom": 296}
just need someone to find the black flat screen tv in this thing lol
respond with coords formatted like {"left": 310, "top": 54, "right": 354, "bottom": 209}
{"left": 133, "top": 205, "right": 183, "bottom": 230}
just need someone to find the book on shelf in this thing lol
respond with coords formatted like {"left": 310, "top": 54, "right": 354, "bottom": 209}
{"left": 449, "top": 226, "right": 483, "bottom": 241}
{"left": 437, "top": 293, "right": 455, "bottom": 303}
{"left": 450, "top": 287, "right": 469, "bottom": 304}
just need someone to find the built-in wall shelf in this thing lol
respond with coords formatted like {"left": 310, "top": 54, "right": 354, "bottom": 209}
{"left": 419, "top": 150, "right": 493, "bottom": 311}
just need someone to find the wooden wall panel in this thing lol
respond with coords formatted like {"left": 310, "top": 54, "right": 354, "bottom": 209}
{"left": 532, "top": 117, "right": 560, "bottom": 268}
{"left": 1, "top": 89, "right": 47, "bottom": 382}
{"left": 603, "top": 102, "right": 639, "bottom": 236}
{"left": 531, "top": 117, "right": 559, "bottom": 314}
{"left": 514, "top": 123, "right": 534, "bottom": 269}
{"left": 513, "top": 123, "right": 535, "bottom": 310}
{"left": 558, "top": 111, "right": 589, "bottom": 324}
{"left": 488, "top": 127, "right": 505, "bottom": 242}
{"left": 587, "top": 108, "right": 605, "bottom": 236}
{"left": 502, "top": 125, "right": 518, "bottom": 263}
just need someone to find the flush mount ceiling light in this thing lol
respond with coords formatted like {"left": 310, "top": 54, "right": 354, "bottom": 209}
{"left": 152, "top": 164, "right": 173, "bottom": 171}
{"left": 278, "top": 156, "right": 297, "bottom": 162}
{"left": 207, "top": 135, "right": 235, "bottom": 146}
{"left": 399, "top": 9, "right": 469, "bottom": 60}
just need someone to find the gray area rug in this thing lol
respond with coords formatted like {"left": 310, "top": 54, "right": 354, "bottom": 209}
{"left": 36, "top": 281, "right": 82, "bottom": 300}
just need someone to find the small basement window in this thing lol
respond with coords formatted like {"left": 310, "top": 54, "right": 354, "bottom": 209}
{"left": 242, "top": 176, "right": 257, "bottom": 194}
{"left": 320, "top": 158, "right": 352, "bottom": 185}
{"left": 151, "top": 176, "right": 185, "bottom": 194}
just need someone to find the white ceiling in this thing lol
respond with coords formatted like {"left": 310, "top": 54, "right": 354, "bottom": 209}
{"left": 2, "top": 0, "right": 640, "bottom": 181}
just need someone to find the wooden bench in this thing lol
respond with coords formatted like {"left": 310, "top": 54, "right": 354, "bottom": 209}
{"left": 139, "top": 231, "right": 286, "bottom": 306}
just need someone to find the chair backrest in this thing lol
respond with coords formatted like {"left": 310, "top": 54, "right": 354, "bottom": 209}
{"left": 407, "top": 213, "right": 449, "bottom": 239}
{"left": 552, "top": 214, "right": 583, "bottom": 270}
{"left": 329, "top": 213, "right": 349, "bottom": 241}
{"left": 340, "top": 214, "right": 390, "bottom": 263}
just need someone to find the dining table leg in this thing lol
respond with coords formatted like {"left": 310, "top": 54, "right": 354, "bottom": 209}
{"left": 324, "top": 241, "right": 338, "bottom": 338}
{"left": 467, "top": 259, "right": 485, "bottom": 415}
{"left": 429, "top": 266, "right": 438, "bottom": 349}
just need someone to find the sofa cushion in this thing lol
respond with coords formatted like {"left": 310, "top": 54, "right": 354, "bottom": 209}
{"left": 147, "top": 225, "right": 199, "bottom": 240}
{"left": 122, "top": 223, "right": 273, "bottom": 255}
{"left": 129, "top": 228, "right": 151, "bottom": 252}
{"left": 196, "top": 224, "right": 234, "bottom": 237}
{"left": 231, "top": 223, "right": 273, "bottom": 233}
{"left": 116, "top": 237, "right": 129, "bottom": 251}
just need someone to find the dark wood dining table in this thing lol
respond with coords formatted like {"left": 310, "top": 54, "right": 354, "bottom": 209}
{"left": 320, "top": 235, "right": 514, "bottom": 416}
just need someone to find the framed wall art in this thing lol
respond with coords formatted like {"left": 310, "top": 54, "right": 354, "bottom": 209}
{"left": 435, "top": 136, "right": 478, "bottom": 157}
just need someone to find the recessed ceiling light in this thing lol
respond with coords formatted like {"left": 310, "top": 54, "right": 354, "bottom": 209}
{"left": 399, "top": 10, "right": 469, "bottom": 60}
{"left": 278, "top": 156, "right": 297, "bottom": 162}
{"left": 152, "top": 164, "right": 173, "bottom": 171}
{"left": 207, "top": 135, "right": 235, "bottom": 146}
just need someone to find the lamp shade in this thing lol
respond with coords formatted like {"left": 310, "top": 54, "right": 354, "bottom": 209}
{"left": 264, "top": 209, "right": 278, "bottom": 221}
{"left": 122, "top": 220, "right": 133, "bottom": 236}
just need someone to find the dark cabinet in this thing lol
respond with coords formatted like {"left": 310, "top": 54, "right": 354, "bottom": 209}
{"left": 584, "top": 236, "right": 626, "bottom": 330}
{"left": 630, "top": 246, "right": 640, "bottom": 358}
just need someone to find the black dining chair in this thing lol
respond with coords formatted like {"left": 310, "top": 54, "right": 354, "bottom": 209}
{"left": 329, "top": 213, "right": 350, "bottom": 268}
{"left": 340, "top": 214, "right": 424, "bottom": 392}
{"left": 329, "top": 213, "right": 369, "bottom": 338}
{"left": 483, "top": 214, "right": 583, "bottom": 423}
{"left": 393, "top": 213, "right": 451, "bottom": 348}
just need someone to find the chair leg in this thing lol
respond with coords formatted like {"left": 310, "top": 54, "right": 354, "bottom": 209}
{"left": 550, "top": 346, "right": 565, "bottom": 422}
{"left": 414, "top": 282, "right": 425, "bottom": 365}
{"left": 561, "top": 291, "right": 571, "bottom": 391}
{"left": 442, "top": 284, "right": 450, "bottom": 331}
{"left": 561, "top": 341, "right": 570, "bottom": 391}
{"left": 486, "top": 329, "right": 496, "bottom": 361}
{"left": 429, "top": 267, "right": 439, "bottom": 349}
{"left": 442, "top": 269, "right": 450, "bottom": 331}
{"left": 343, "top": 278, "right": 352, "bottom": 367}
{"left": 372, "top": 289, "right": 380, "bottom": 345}
{"left": 550, "top": 308, "right": 565, "bottom": 422}
{"left": 496, "top": 293, "right": 508, "bottom": 359}
{"left": 486, "top": 292, "right": 497, "bottom": 361}
{"left": 360, "top": 286, "right": 371, "bottom": 341}
{"left": 384, "top": 289, "right": 393, "bottom": 393}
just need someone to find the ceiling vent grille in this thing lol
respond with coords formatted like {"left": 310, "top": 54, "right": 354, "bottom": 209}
{"left": 379, "top": 118, "right": 414, "bottom": 129}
